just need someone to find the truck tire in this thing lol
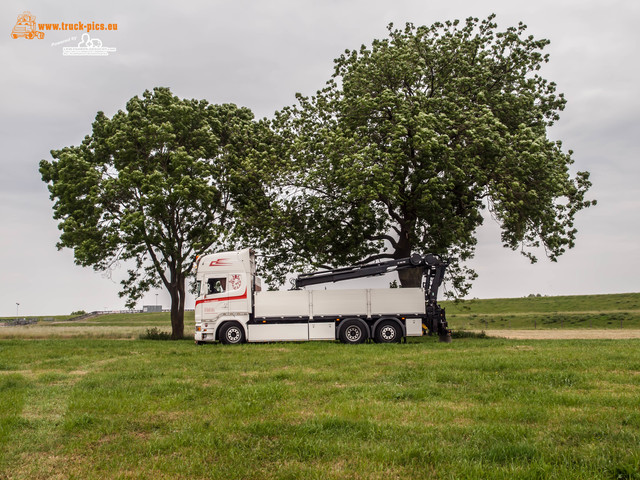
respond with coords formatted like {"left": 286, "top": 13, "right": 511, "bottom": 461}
{"left": 339, "top": 319, "right": 368, "bottom": 344}
{"left": 374, "top": 320, "right": 401, "bottom": 343}
{"left": 219, "top": 322, "right": 245, "bottom": 345}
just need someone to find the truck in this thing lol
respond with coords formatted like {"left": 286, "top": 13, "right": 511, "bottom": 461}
{"left": 193, "top": 248, "right": 451, "bottom": 344}
{"left": 11, "top": 12, "right": 45, "bottom": 40}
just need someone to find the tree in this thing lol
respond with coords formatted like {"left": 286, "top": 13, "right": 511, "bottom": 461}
{"left": 40, "top": 87, "right": 272, "bottom": 338}
{"left": 266, "top": 16, "right": 595, "bottom": 292}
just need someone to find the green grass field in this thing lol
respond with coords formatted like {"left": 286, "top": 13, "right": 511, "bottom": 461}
{"left": 444, "top": 292, "right": 640, "bottom": 330}
{"left": 1, "top": 337, "right": 639, "bottom": 479}
{"left": 0, "top": 312, "right": 188, "bottom": 339}
{"left": 1, "top": 293, "right": 639, "bottom": 478}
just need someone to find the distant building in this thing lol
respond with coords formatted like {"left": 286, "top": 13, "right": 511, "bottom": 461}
{"left": 143, "top": 305, "right": 162, "bottom": 313}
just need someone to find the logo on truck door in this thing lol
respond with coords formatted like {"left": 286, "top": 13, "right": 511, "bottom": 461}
{"left": 229, "top": 274, "right": 242, "bottom": 291}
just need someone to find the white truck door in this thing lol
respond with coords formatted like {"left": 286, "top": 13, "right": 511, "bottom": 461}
{"left": 226, "top": 273, "right": 249, "bottom": 314}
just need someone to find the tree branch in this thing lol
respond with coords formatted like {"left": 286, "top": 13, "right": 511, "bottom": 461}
{"left": 371, "top": 234, "right": 398, "bottom": 248}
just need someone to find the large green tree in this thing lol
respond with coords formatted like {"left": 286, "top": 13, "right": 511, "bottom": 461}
{"left": 40, "top": 88, "right": 272, "bottom": 338}
{"left": 266, "top": 16, "right": 595, "bottom": 292}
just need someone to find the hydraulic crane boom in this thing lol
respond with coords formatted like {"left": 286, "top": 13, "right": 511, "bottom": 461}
{"left": 295, "top": 253, "right": 447, "bottom": 297}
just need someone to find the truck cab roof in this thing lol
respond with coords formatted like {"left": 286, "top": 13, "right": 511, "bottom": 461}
{"left": 195, "top": 248, "right": 254, "bottom": 276}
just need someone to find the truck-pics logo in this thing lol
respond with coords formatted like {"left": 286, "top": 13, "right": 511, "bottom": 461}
{"left": 11, "top": 11, "right": 44, "bottom": 39}
{"left": 11, "top": 11, "right": 118, "bottom": 56}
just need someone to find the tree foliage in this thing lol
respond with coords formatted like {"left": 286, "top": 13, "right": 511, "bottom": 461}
{"left": 265, "top": 16, "right": 595, "bottom": 292}
{"left": 40, "top": 88, "right": 271, "bottom": 338}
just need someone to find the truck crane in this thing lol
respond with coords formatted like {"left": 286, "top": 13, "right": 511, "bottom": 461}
{"left": 294, "top": 253, "right": 451, "bottom": 341}
{"left": 193, "top": 249, "right": 452, "bottom": 344}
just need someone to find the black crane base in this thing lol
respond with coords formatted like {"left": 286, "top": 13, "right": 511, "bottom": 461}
{"left": 438, "top": 332, "right": 452, "bottom": 343}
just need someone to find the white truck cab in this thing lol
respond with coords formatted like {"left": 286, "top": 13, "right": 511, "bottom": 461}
{"left": 194, "top": 249, "right": 257, "bottom": 343}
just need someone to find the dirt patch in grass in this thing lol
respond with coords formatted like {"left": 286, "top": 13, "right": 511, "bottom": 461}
{"left": 479, "top": 329, "right": 640, "bottom": 339}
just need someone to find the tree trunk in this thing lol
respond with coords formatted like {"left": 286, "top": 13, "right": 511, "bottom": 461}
{"left": 394, "top": 231, "right": 423, "bottom": 288}
{"left": 397, "top": 267, "right": 424, "bottom": 288}
{"left": 169, "top": 273, "right": 185, "bottom": 340}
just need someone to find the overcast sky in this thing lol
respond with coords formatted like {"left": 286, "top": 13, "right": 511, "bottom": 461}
{"left": 1, "top": 0, "right": 638, "bottom": 316}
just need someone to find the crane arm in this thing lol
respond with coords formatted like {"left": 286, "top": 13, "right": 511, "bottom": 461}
{"left": 294, "top": 253, "right": 447, "bottom": 295}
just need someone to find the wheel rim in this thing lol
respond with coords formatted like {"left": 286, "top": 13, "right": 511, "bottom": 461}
{"left": 380, "top": 325, "right": 396, "bottom": 341}
{"left": 226, "top": 326, "right": 241, "bottom": 343}
{"left": 345, "top": 326, "right": 362, "bottom": 342}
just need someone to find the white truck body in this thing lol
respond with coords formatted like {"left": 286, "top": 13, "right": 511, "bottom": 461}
{"left": 194, "top": 248, "right": 428, "bottom": 344}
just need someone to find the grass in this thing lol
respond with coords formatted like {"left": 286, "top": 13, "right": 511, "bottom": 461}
{"left": 444, "top": 292, "right": 640, "bottom": 314}
{"left": 0, "top": 312, "right": 189, "bottom": 339}
{"left": 139, "top": 327, "right": 173, "bottom": 340}
{"left": 0, "top": 314, "right": 76, "bottom": 322}
{"left": 1, "top": 336, "right": 639, "bottom": 479}
{"left": 444, "top": 292, "right": 640, "bottom": 330}
{"left": 0, "top": 312, "right": 189, "bottom": 327}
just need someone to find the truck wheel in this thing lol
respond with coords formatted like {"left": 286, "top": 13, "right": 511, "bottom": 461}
{"left": 339, "top": 319, "right": 367, "bottom": 344}
{"left": 220, "top": 322, "right": 245, "bottom": 345}
{"left": 375, "top": 320, "right": 401, "bottom": 343}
